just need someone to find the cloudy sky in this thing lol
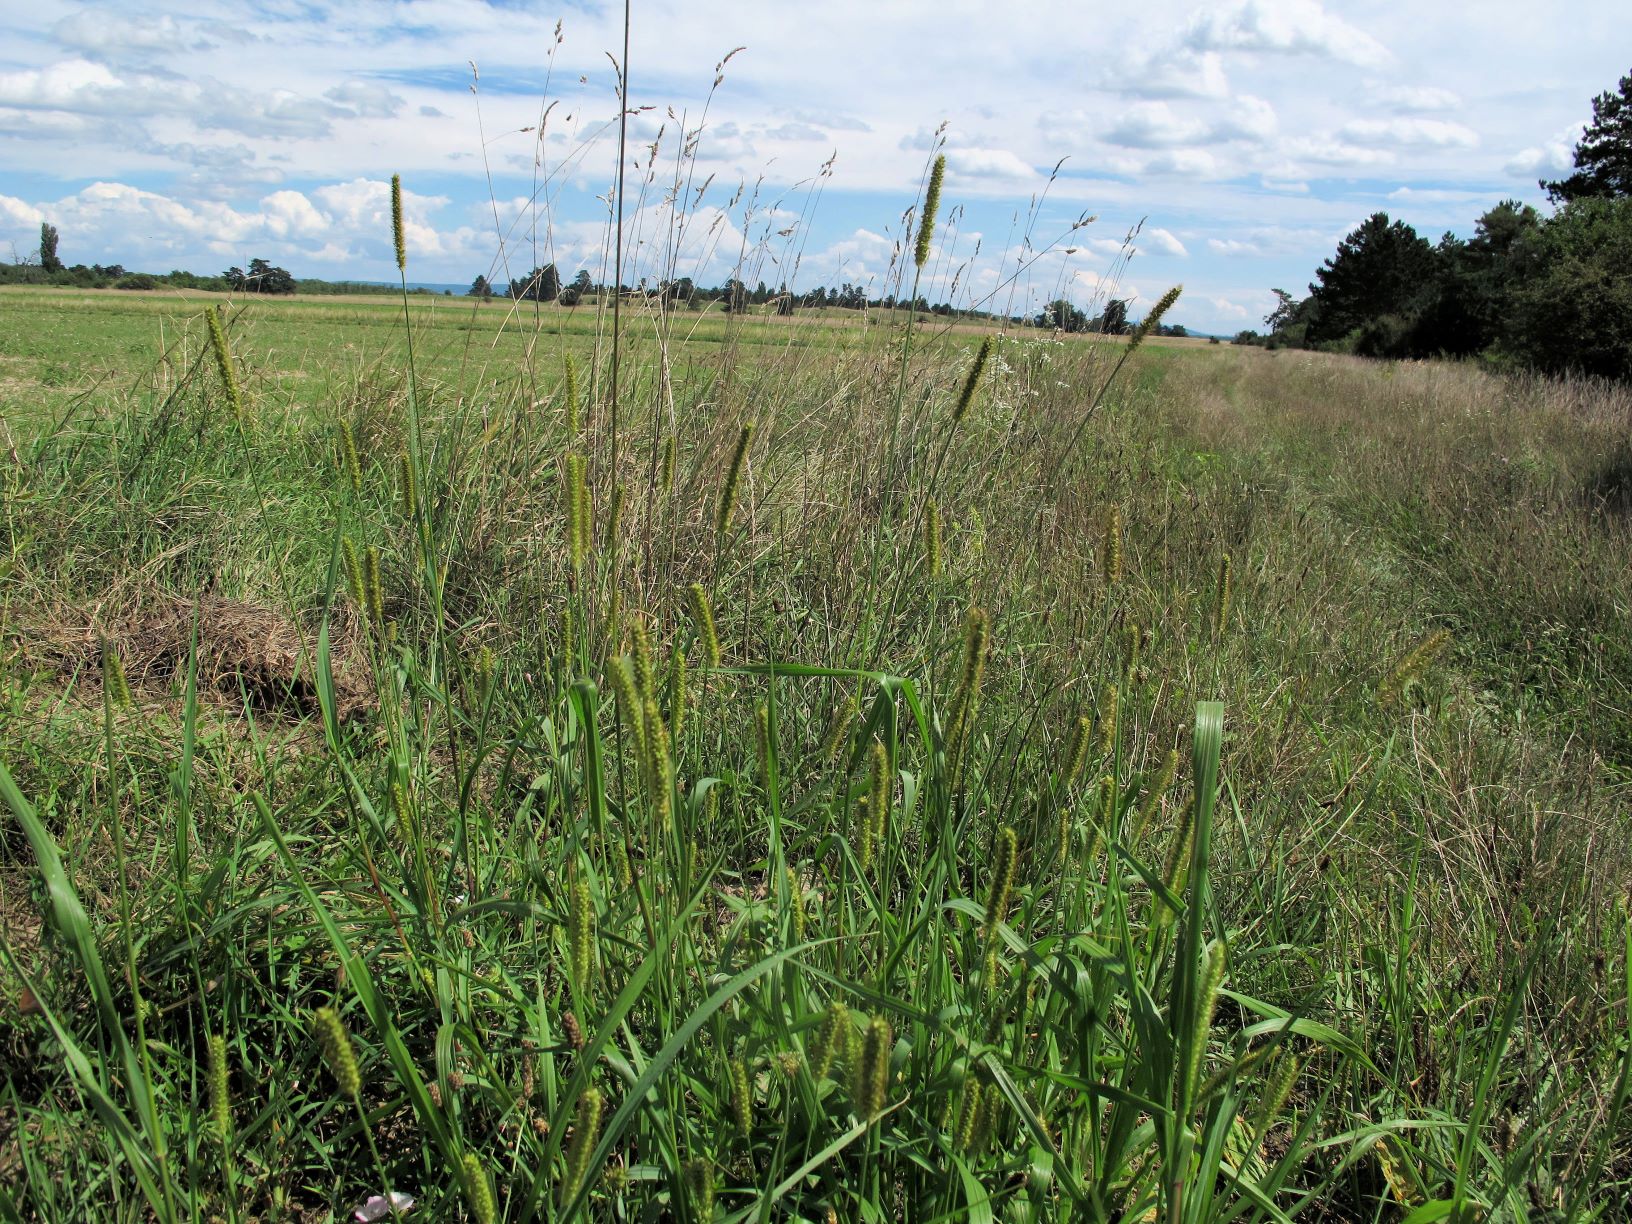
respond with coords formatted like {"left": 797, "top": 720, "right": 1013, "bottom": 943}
{"left": 0, "top": 0, "right": 1623, "bottom": 332}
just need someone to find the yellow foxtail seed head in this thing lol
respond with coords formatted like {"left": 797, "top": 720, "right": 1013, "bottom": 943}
{"left": 686, "top": 583, "right": 721, "bottom": 669}
{"left": 1213, "top": 553, "right": 1232, "bottom": 638}
{"left": 629, "top": 616, "right": 655, "bottom": 701}
{"left": 717, "top": 422, "right": 754, "bottom": 537}
{"left": 755, "top": 702, "right": 773, "bottom": 785}
{"left": 868, "top": 740, "right": 890, "bottom": 849}
{"left": 1254, "top": 1052, "right": 1300, "bottom": 1145}
{"left": 568, "top": 879, "right": 595, "bottom": 994}
{"left": 684, "top": 1157, "right": 714, "bottom": 1218}
{"left": 787, "top": 867, "right": 806, "bottom": 944}
{"left": 338, "top": 420, "right": 362, "bottom": 495}
{"left": 729, "top": 1056, "right": 753, "bottom": 1139}
{"left": 856, "top": 1016, "right": 892, "bottom": 1118}
{"left": 1135, "top": 748, "right": 1180, "bottom": 841}
{"left": 983, "top": 826, "right": 1017, "bottom": 941}
{"left": 205, "top": 306, "right": 244, "bottom": 425}
{"left": 914, "top": 154, "right": 946, "bottom": 269}
{"left": 462, "top": 1153, "right": 495, "bottom": 1224}
{"left": 854, "top": 796, "right": 874, "bottom": 872}
{"left": 1098, "top": 686, "right": 1118, "bottom": 757}
{"left": 660, "top": 434, "right": 676, "bottom": 495}
{"left": 1101, "top": 504, "right": 1123, "bottom": 588}
{"left": 364, "top": 545, "right": 385, "bottom": 627}
{"left": 562, "top": 1086, "right": 603, "bottom": 1203}
{"left": 667, "top": 646, "right": 687, "bottom": 744}
{"left": 390, "top": 174, "right": 406, "bottom": 272}
{"left": 954, "top": 1077, "right": 982, "bottom": 1151}
{"left": 605, "top": 481, "right": 626, "bottom": 552}
{"left": 820, "top": 694, "right": 858, "bottom": 764}
{"left": 312, "top": 1007, "right": 360, "bottom": 1099}
{"left": 1187, "top": 939, "right": 1228, "bottom": 1107}
{"left": 208, "top": 1033, "right": 231, "bottom": 1144}
{"left": 924, "top": 499, "right": 942, "bottom": 577}
{"left": 1129, "top": 283, "right": 1183, "bottom": 352}
{"left": 390, "top": 782, "right": 412, "bottom": 840}
{"left": 644, "top": 695, "right": 673, "bottom": 828}
{"left": 608, "top": 656, "right": 645, "bottom": 753}
{"left": 564, "top": 453, "right": 588, "bottom": 571}
{"left": 398, "top": 450, "right": 417, "bottom": 517}
{"left": 101, "top": 639, "right": 132, "bottom": 711}
{"left": 811, "top": 1000, "right": 847, "bottom": 1081}
{"left": 340, "top": 537, "right": 366, "bottom": 613}
{"left": 563, "top": 353, "right": 581, "bottom": 434}
{"left": 954, "top": 335, "right": 993, "bottom": 423}
{"left": 1063, "top": 713, "right": 1091, "bottom": 788}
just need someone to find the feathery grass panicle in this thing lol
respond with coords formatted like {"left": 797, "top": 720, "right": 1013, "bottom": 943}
{"left": 607, "top": 656, "right": 645, "bottom": 753}
{"left": 685, "top": 583, "right": 722, "bottom": 669}
{"left": 1128, "top": 284, "right": 1183, "bottom": 352}
{"left": 983, "top": 826, "right": 1018, "bottom": 943}
{"left": 953, "top": 1077, "right": 983, "bottom": 1152}
{"left": 205, "top": 305, "right": 244, "bottom": 425}
{"left": 207, "top": 1033, "right": 231, "bottom": 1144}
{"left": 568, "top": 879, "right": 596, "bottom": 995}
{"left": 729, "top": 1055, "right": 753, "bottom": 1139}
{"left": 629, "top": 616, "right": 656, "bottom": 702}
{"left": 390, "top": 174, "right": 406, "bottom": 272}
{"left": 1254, "top": 1052, "right": 1300, "bottom": 1147}
{"left": 855, "top": 1016, "right": 893, "bottom": 1118}
{"left": 397, "top": 449, "right": 417, "bottom": 517}
{"left": 462, "top": 1153, "right": 495, "bottom": 1224}
{"left": 667, "top": 646, "right": 687, "bottom": 743}
{"left": 914, "top": 154, "right": 946, "bottom": 269}
{"left": 562, "top": 1086, "right": 603, "bottom": 1203}
{"left": 564, "top": 453, "right": 589, "bottom": 571}
{"left": 1101, "top": 504, "right": 1123, "bottom": 589}
{"left": 923, "top": 499, "right": 942, "bottom": 577}
{"left": 338, "top": 420, "right": 362, "bottom": 495}
{"left": 954, "top": 335, "right": 994, "bottom": 423}
{"left": 100, "top": 639, "right": 132, "bottom": 711}
{"left": 1213, "top": 553, "right": 1233, "bottom": 638}
{"left": 717, "top": 422, "right": 754, "bottom": 537}
{"left": 312, "top": 1007, "right": 360, "bottom": 1099}
{"left": 660, "top": 434, "right": 676, "bottom": 495}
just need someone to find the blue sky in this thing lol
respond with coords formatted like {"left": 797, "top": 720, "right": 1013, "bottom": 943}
{"left": 0, "top": 0, "right": 1624, "bottom": 333}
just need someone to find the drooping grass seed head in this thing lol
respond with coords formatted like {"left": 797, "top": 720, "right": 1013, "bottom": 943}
{"left": 1097, "top": 685, "right": 1119, "bottom": 758}
{"left": 1253, "top": 1051, "right": 1300, "bottom": 1146}
{"left": 208, "top": 1032, "right": 232, "bottom": 1144}
{"left": 716, "top": 422, "right": 754, "bottom": 538}
{"left": 629, "top": 616, "right": 656, "bottom": 701}
{"left": 562, "top": 1086, "right": 604, "bottom": 1203}
{"left": 667, "top": 645, "right": 688, "bottom": 743}
{"left": 660, "top": 434, "right": 676, "bottom": 495}
{"left": 398, "top": 450, "right": 417, "bottom": 517}
{"left": 855, "top": 1016, "right": 892, "bottom": 1118}
{"left": 945, "top": 607, "right": 991, "bottom": 783}
{"left": 340, "top": 537, "right": 367, "bottom": 617}
{"left": 561, "top": 1009, "right": 586, "bottom": 1053}
{"left": 686, "top": 583, "right": 722, "bottom": 669}
{"left": 854, "top": 796, "right": 875, "bottom": 872}
{"left": 683, "top": 1157, "right": 715, "bottom": 1219}
{"left": 953, "top": 1077, "right": 982, "bottom": 1152}
{"left": 390, "top": 174, "right": 407, "bottom": 272}
{"left": 954, "top": 335, "right": 994, "bottom": 423}
{"left": 755, "top": 702, "right": 773, "bottom": 787}
{"left": 1186, "top": 939, "right": 1228, "bottom": 1108}
{"left": 608, "top": 656, "right": 646, "bottom": 754}
{"left": 810, "top": 1000, "right": 847, "bottom": 1081}
{"left": 868, "top": 740, "right": 890, "bottom": 848}
{"left": 1128, "top": 284, "right": 1183, "bottom": 353}
{"left": 914, "top": 154, "right": 946, "bottom": 270}
{"left": 312, "top": 1007, "right": 360, "bottom": 1099}
{"left": 461, "top": 1153, "right": 495, "bottom": 1224}
{"left": 564, "top": 453, "right": 589, "bottom": 571}
{"left": 205, "top": 305, "right": 245, "bottom": 425}
{"left": 1135, "top": 748, "right": 1180, "bottom": 841}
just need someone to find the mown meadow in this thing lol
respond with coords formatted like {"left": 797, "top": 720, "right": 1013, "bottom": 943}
{"left": 1, "top": 202, "right": 1630, "bottom": 1221}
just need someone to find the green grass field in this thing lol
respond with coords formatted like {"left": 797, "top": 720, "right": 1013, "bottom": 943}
{"left": 1, "top": 279, "right": 1629, "bottom": 1220}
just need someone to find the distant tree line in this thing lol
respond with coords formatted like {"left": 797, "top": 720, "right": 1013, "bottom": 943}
{"left": 1236, "top": 71, "right": 1632, "bottom": 381}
